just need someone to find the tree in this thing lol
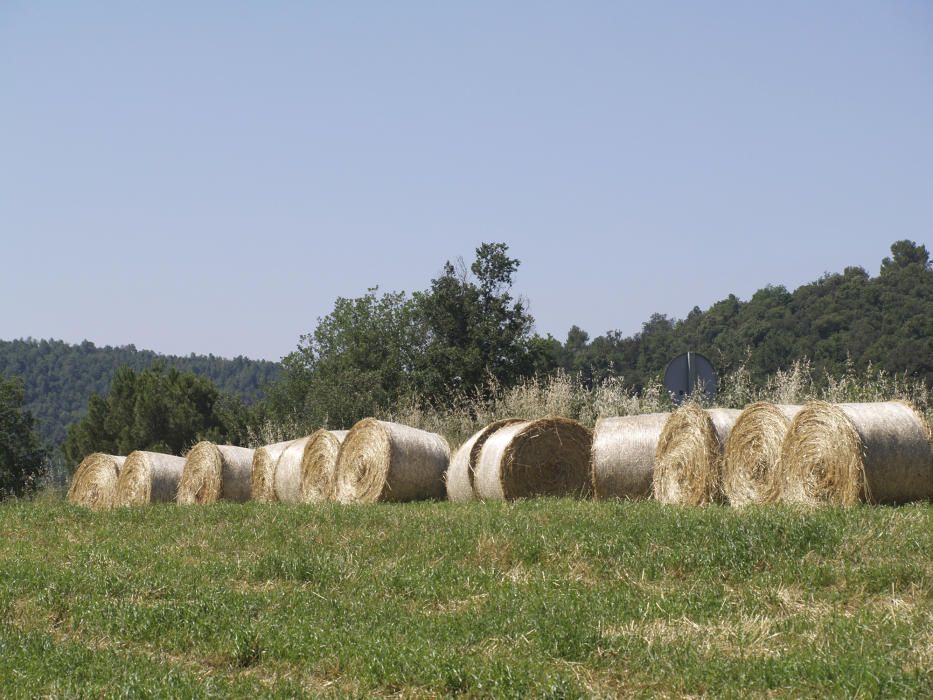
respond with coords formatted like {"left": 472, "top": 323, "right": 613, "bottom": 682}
{"left": 272, "top": 289, "right": 421, "bottom": 429}
{"left": 62, "top": 363, "right": 240, "bottom": 467}
{"left": 0, "top": 376, "right": 48, "bottom": 497}
{"left": 413, "top": 243, "right": 537, "bottom": 399}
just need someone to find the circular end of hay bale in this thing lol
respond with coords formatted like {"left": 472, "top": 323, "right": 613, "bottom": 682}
{"left": 251, "top": 441, "right": 293, "bottom": 504}
{"left": 67, "top": 453, "right": 124, "bottom": 510}
{"left": 116, "top": 451, "right": 152, "bottom": 506}
{"left": 781, "top": 401, "right": 864, "bottom": 506}
{"left": 300, "top": 430, "right": 348, "bottom": 503}
{"left": 177, "top": 441, "right": 223, "bottom": 505}
{"left": 722, "top": 403, "right": 800, "bottom": 506}
{"left": 497, "top": 417, "right": 593, "bottom": 499}
{"left": 335, "top": 419, "right": 449, "bottom": 503}
{"left": 653, "top": 405, "right": 722, "bottom": 505}
{"left": 334, "top": 419, "right": 392, "bottom": 504}
{"left": 446, "top": 418, "right": 524, "bottom": 502}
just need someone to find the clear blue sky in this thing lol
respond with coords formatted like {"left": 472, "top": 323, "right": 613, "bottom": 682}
{"left": 2, "top": 2, "right": 931, "bottom": 361}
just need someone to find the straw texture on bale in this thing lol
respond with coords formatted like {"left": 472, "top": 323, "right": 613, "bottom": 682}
{"left": 591, "top": 413, "right": 670, "bottom": 500}
{"left": 653, "top": 406, "right": 742, "bottom": 505}
{"left": 335, "top": 419, "right": 450, "bottom": 504}
{"left": 299, "top": 429, "right": 349, "bottom": 503}
{"left": 67, "top": 453, "right": 126, "bottom": 509}
{"left": 250, "top": 440, "right": 295, "bottom": 503}
{"left": 177, "top": 442, "right": 255, "bottom": 504}
{"left": 445, "top": 419, "right": 525, "bottom": 502}
{"left": 780, "top": 401, "right": 933, "bottom": 506}
{"left": 273, "top": 437, "right": 312, "bottom": 504}
{"left": 473, "top": 417, "right": 593, "bottom": 501}
{"left": 116, "top": 451, "right": 186, "bottom": 506}
{"left": 722, "top": 403, "right": 801, "bottom": 506}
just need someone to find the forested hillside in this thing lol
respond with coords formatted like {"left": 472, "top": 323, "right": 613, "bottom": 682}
{"left": 2, "top": 240, "right": 928, "bottom": 457}
{"left": 543, "top": 239, "right": 932, "bottom": 390}
{"left": 0, "top": 339, "right": 279, "bottom": 448}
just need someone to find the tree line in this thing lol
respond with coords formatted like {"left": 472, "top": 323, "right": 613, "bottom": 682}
{"left": 0, "top": 239, "right": 929, "bottom": 495}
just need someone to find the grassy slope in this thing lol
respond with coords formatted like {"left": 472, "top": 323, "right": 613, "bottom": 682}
{"left": 0, "top": 500, "right": 930, "bottom": 698}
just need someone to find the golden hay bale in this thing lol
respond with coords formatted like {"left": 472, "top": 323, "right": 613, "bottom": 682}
{"left": 116, "top": 451, "right": 186, "bottom": 506}
{"left": 299, "top": 429, "right": 349, "bottom": 503}
{"left": 780, "top": 401, "right": 933, "bottom": 506}
{"left": 591, "top": 413, "right": 670, "bottom": 500}
{"left": 334, "top": 419, "right": 450, "bottom": 504}
{"left": 250, "top": 440, "right": 295, "bottom": 503}
{"left": 67, "top": 453, "right": 126, "bottom": 509}
{"left": 653, "top": 406, "right": 742, "bottom": 505}
{"left": 722, "top": 403, "right": 801, "bottom": 506}
{"left": 273, "top": 436, "right": 313, "bottom": 504}
{"left": 176, "top": 442, "right": 255, "bottom": 505}
{"left": 472, "top": 417, "right": 593, "bottom": 501}
{"left": 445, "top": 419, "right": 525, "bottom": 502}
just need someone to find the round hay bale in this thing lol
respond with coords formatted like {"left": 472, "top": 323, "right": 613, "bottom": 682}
{"left": 780, "top": 401, "right": 933, "bottom": 506}
{"left": 299, "top": 429, "right": 349, "bottom": 503}
{"left": 472, "top": 417, "right": 593, "bottom": 501}
{"left": 273, "top": 436, "right": 313, "bottom": 504}
{"left": 722, "top": 403, "right": 801, "bottom": 506}
{"left": 653, "top": 406, "right": 742, "bottom": 505}
{"left": 591, "top": 413, "right": 670, "bottom": 500}
{"left": 250, "top": 440, "right": 295, "bottom": 503}
{"left": 116, "top": 451, "right": 186, "bottom": 506}
{"left": 446, "top": 419, "right": 525, "bottom": 502}
{"left": 67, "top": 453, "right": 126, "bottom": 510}
{"left": 334, "top": 419, "right": 450, "bottom": 504}
{"left": 177, "top": 442, "right": 255, "bottom": 505}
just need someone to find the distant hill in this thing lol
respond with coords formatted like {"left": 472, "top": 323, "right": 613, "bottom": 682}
{"left": 0, "top": 339, "right": 280, "bottom": 449}
{"left": 550, "top": 239, "right": 933, "bottom": 390}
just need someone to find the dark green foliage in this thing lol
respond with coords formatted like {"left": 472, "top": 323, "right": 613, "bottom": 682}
{"left": 556, "top": 240, "right": 933, "bottom": 389}
{"left": 0, "top": 377, "right": 48, "bottom": 497}
{"left": 0, "top": 499, "right": 929, "bottom": 696}
{"left": 272, "top": 243, "right": 539, "bottom": 430}
{"left": 412, "top": 242, "right": 538, "bottom": 400}
{"left": 61, "top": 364, "right": 242, "bottom": 469}
{"left": 271, "top": 289, "right": 420, "bottom": 429}
{"left": 0, "top": 339, "right": 279, "bottom": 449}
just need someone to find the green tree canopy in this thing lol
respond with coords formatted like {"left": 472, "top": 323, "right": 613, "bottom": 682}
{"left": 62, "top": 363, "right": 240, "bottom": 468}
{"left": 413, "top": 242, "right": 537, "bottom": 399}
{"left": 0, "top": 376, "right": 48, "bottom": 497}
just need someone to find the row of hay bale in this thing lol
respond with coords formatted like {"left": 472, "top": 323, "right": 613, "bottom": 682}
{"left": 598, "top": 400, "right": 931, "bottom": 506}
{"left": 67, "top": 400, "right": 932, "bottom": 510}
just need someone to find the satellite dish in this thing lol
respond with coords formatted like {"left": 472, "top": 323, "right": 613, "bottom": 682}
{"left": 664, "top": 352, "right": 717, "bottom": 405}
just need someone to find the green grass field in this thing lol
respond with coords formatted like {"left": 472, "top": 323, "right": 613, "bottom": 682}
{"left": 0, "top": 499, "right": 930, "bottom": 698}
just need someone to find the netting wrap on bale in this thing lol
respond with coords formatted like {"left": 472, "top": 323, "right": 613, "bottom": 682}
{"left": 473, "top": 417, "right": 593, "bottom": 501}
{"left": 117, "top": 451, "right": 186, "bottom": 506}
{"left": 273, "top": 437, "right": 312, "bottom": 504}
{"left": 722, "top": 403, "right": 801, "bottom": 506}
{"left": 67, "top": 453, "right": 126, "bottom": 510}
{"left": 250, "top": 440, "right": 295, "bottom": 503}
{"left": 591, "top": 413, "right": 669, "bottom": 500}
{"left": 445, "top": 419, "right": 525, "bottom": 502}
{"left": 653, "top": 406, "right": 742, "bottom": 505}
{"left": 335, "top": 419, "right": 449, "bottom": 504}
{"left": 780, "top": 401, "right": 933, "bottom": 506}
{"left": 177, "top": 442, "right": 255, "bottom": 505}
{"left": 300, "top": 429, "right": 349, "bottom": 503}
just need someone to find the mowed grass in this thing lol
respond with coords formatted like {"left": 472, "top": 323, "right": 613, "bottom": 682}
{"left": 0, "top": 499, "right": 930, "bottom": 698}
